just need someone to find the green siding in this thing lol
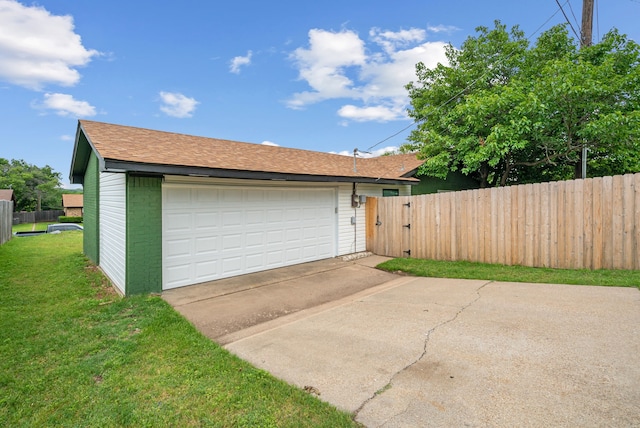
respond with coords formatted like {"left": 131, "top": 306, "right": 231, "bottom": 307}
{"left": 83, "top": 153, "right": 99, "bottom": 263}
{"left": 125, "top": 175, "right": 162, "bottom": 294}
{"left": 411, "top": 171, "right": 480, "bottom": 195}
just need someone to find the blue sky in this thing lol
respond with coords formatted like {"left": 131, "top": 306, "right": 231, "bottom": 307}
{"left": 1, "top": 0, "right": 638, "bottom": 188}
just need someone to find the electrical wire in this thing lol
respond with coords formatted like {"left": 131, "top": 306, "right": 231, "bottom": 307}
{"left": 566, "top": 1, "right": 582, "bottom": 35}
{"left": 555, "top": 0, "right": 581, "bottom": 41}
{"left": 365, "top": 3, "right": 566, "bottom": 153}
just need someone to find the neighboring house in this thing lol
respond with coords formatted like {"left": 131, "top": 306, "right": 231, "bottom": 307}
{"left": 0, "top": 189, "right": 16, "bottom": 207}
{"left": 411, "top": 171, "right": 480, "bottom": 195}
{"left": 69, "top": 120, "right": 424, "bottom": 295}
{"left": 62, "top": 194, "right": 84, "bottom": 217}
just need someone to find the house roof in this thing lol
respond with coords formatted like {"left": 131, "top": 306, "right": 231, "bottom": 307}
{"left": 0, "top": 189, "right": 15, "bottom": 202}
{"left": 62, "top": 194, "right": 83, "bottom": 208}
{"left": 70, "top": 120, "right": 424, "bottom": 185}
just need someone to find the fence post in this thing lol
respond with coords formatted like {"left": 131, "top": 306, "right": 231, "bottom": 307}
{"left": 0, "top": 201, "right": 13, "bottom": 245}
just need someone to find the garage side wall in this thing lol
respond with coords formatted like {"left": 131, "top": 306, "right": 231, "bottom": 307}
{"left": 337, "top": 183, "right": 411, "bottom": 255}
{"left": 99, "top": 172, "right": 127, "bottom": 294}
{"left": 126, "top": 175, "right": 162, "bottom": 294}
{"left": 83, "top": 152, "right": 99, "bottom": 264}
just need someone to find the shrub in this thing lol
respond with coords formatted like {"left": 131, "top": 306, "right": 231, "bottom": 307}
{"left": 58, "top": 216, "right": 83, "bottom": 223}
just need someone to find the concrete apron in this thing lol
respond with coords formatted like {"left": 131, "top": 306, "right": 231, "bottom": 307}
{"left": 162, "top": 255, "right": 399, "bottom": 344}
{"left": 223, "top": 277, "right": 640, "bottom": 427}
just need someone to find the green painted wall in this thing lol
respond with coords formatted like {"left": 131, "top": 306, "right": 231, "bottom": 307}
{"left": 83, "top": 153, "right": 99, "bottom": 263}
{"left": 411, "top": 171, "right": 480, "bottom": 195}
{"left": 125, "top": 175, "right": 162, "bottom": 294}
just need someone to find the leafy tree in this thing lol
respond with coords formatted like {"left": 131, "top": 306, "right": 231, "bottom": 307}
{"left": 405, "top": 21, "right": 640, "bottom": 187}
{"left": 0, "top": 158, "right": 63, "bottom": 211}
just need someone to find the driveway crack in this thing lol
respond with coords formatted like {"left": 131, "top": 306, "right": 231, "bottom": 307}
{"left": 353, "top": 280, "right": 493, "bottom": 422}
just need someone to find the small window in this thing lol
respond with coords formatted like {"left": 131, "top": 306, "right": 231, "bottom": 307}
{"left": 382, "top": 189, "right": 399, "bottom": 197}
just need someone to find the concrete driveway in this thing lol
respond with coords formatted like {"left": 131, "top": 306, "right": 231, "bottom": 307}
{"left": 163, "top": 255, "right": 640, "bottom": 427}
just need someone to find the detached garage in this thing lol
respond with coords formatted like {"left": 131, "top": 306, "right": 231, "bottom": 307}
{"left": 70, "top": 120, "right": 423, "bottom": 295}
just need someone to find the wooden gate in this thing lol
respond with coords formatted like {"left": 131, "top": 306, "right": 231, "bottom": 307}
{"left": 366, "top": 195, "right": 412, "bottom": 258}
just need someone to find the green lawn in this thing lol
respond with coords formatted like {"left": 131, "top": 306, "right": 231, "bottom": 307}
{"left": 0, "top": 233, "right": 357, "bottom": 427}
{"left": 377, "top": 258, "right": 640, "bottom": 288}
{"left": 12, "top": 222, "right": 51, "bottom": 232}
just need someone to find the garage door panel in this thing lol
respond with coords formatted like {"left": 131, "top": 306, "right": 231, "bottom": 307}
{"left": 195, "top": 236, "right": 218, "bottom": 254}
{"left": 246, "top": 210, "right": 264, "bottom": 225}
{"left": 246, "top": 231, "right": 265, "bottom": 247}
{"left": 285, "top": 208, "right": 301, "bottom": 221}
{"left": 165, "top": 213, "right": 192, "bottom": 232}
{"left": 267, "top": 209, "right": 283, "bottom": 224}
{"left": 286, "top": 248, "right": 302, "bottom": 262}
{"left": 245, "top": 253, "right": 265, "bottom": 270}
{"left": 194, "top": 212, "right": 219, "bottom": 229}
{"left": 165, "top": 238, "right": 191, "bottom": 258}
{"left": 194, "top": 188, "right": 218, "bottom": 203}
{"left": 266, "top": 230, "right": 283, "bottom": 244}
{"left": 221, "top": 188, "right": 243, "bottom": 202}
{"left": 285, "top": 228, "right": 301, "bottom": 242}
{"left": 222, "top": 210, "right": 243, "bottom": 227}
{"left": 222, "top": 256, "right": 243, "bottom": 275}
{"left": 196, "top": 258, "right": 221, "bottom": 276}
{"left": 165, "top": 188, "right": 192, "bottom": 206}
{"left": 163, "top": 184, "right": 336, "bottom": 290}
{"left": 165, "top": 264, "right": 191, "bottom": 283}
{"left": 222, "top": 233, "right": 243, "bottom": 251}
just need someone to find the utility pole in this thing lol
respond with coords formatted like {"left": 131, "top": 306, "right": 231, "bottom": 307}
{"left": 580, "top": 0, "right": 594, "bottom": 48}
{"left": 579, "top": 0, "right": 594, "bottom": 179}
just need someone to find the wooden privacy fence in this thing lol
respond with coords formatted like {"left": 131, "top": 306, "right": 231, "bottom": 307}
{"left": 0, "top": 200, "right": 13, "bottom": 245}
{"left": 366, "top": 173, "right": 640, "bottom": 270}
{"left": 12, "top": 210, "right": 65, "bottom": 225}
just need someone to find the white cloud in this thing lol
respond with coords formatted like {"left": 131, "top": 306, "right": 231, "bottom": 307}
{"left": 369, "top": 27, "right": 426, "bottom": 54}
{"left": 331, "top": 145, "right": 399, "bottom": 157}
{"left": 229, "top": 50, "right": 253, "bottom": 74}
{"left": 34, "top": 93, "right": 96, "bottom": 116}
{"left": 159, "top": 91, "right": 199, "bottom": 118}
{"left": 287, "top": 26, "right": 448, "bottom": 122}
{"left": 427, "top": 24, "right": 460, "bottom": 34}
{"left": 261, "top": 140, "right": 279, "bottom": 146}
{"left": 337, "top": 104, "right": 404, "bottom": 122}
{"left": 0, "top": 0, "right": 99, "bottom": 90}
{"left": 60, "top": 134, "right": 73, "bottom": 141}
{"left": 287, "top": 29, "right": 366, "bottom": 108}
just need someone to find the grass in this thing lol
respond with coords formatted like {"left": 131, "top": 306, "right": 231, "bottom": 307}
{"left": 0, "top": 233, "right": 357, "bottom": 427}
{"left": 377, "top": 258, "right": 640, "bottom": 288}
{"left": 12, "top": 222, "right": 51, "bottom": 233}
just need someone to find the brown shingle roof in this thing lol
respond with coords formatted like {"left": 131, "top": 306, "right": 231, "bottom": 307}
{"left": 0, "top": 189, "right": 14, "bottom": 202}
{"left": 62, "top": 194, "right": 83, "bottom": 208}
{"left": 78, "top": 120, "right": 422, "bottom": 182}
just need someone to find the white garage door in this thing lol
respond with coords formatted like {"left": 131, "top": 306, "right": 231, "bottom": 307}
{"left": 162, "top": 183, "right": 336, "bottom": 290}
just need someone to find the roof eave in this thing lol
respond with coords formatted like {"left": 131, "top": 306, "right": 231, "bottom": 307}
{"left": 69, "top": 121, "right": 104, "bottom": 185}
{"left": 103, "top": 159, "right": 419, "bottom": 185}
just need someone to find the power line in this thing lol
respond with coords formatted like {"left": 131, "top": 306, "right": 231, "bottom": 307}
{"left": 566, "top": 1, "right": 582, "bottom": 34}
{"left": 555, "top": 0, "right": 581, "bottom": 39}
{"left": 365, "top": 3, "right": 567, "bottom": 153}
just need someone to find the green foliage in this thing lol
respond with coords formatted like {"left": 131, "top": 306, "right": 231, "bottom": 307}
{"left": 406, "top": 22, "right": 640, "bottom": 187}
{"left": 59, "top": 216, "right": 83, "bottom": 223}
{"left": 0, "top": 233, "right": 357, "bottom": 427}
{"left": 0, "top": 158, "right": 63, "bottom": 211}
{"left": 377, "top": 258, "right": 640, "bottom": 288}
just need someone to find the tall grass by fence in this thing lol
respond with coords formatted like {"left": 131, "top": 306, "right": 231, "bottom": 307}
{"left": 366, "top": 173, "right": 640, "bottom": 270}
{"left": 12, "top": 210, "right": 65, "bottom": 225}
{"left": 0, "top": 200, "right": 13, "bottom": 245}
